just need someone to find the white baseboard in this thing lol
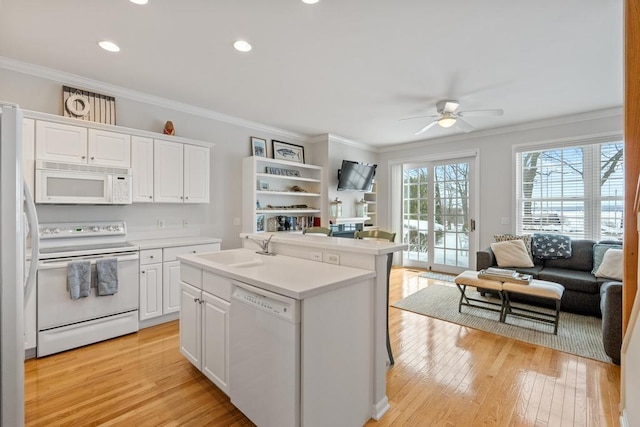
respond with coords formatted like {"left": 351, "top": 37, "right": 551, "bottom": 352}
{"left": 139, "top": 312, "right": 179, "bottom": 329}
{"left": 620, "top": 409, "right": 629, "bottom": 427}
{"left": 372, "top": 396, "right": 390, "bottom": 421}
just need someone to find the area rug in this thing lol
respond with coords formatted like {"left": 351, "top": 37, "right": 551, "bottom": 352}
{"left": 392, "top": 284, "right": 610, "bottom": 363}
{"left": 419, "top": 271, "right": 457, "bottom": 282}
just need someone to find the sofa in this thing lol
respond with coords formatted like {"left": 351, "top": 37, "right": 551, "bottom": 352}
{"left": 477, "top": 238, "right": 623, "bottom": 364}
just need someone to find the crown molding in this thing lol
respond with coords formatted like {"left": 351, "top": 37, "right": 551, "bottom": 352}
{"left": 379, "top": 106, "right": 623, "bottom": 154}
{"left": 0, "top": 56, "right": 309, "bottom": 142}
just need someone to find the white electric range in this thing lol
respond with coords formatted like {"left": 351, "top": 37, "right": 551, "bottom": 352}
{"left": 36, "top": 221, "right": 140, "bottom": 357}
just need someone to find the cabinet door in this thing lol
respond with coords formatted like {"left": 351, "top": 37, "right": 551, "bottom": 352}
{"left": 163, "top": 260, "right": 182, "bottom": 314}
{"left": 35, "top": 120, "right": 88, "bottom": 164}
{"left": 184, "top": 145, "right": 210, "bottom": 204}
{"left": 87, "top": 129, "right": 131, "bottom": 167}
{"left": 131, "top": 136, "right": 154, "bottom": 202}
{"left": 201, "top": 292, "right": 230, "bottom": 395}
{"left": 139, "top": 263, "right": 163, "bottom": 321}
{"left": 153, "top": 140, "right": 184, "bottom": 203}
{"left": 179, "top": 282, "right": 202, "bottom": 369}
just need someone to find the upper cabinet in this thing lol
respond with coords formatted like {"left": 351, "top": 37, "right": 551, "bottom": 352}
{"left": 35, "top": 120, "right": 130, "bottom": 168}
{"left": 153, "top": 140, "right": 210, "bottom": 204}
{"left": 131, "top": 136, "right": 155, "bottom": 202}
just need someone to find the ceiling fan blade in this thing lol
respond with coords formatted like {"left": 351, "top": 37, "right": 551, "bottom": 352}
{"left": 455, "top": 117, "right": 474, "bottom": 133}
{"left": 399, "top": 114, "right": 439, "bottom": 122}
{"left": 414, "top": 120, "right": 439, "bottom": 135}
{"left": 458, "top": 108, "right": 504, "bottom": 117}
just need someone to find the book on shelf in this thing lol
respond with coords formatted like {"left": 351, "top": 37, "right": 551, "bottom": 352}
{"left": 478, "top": 268, "right": 532, "bottom": 285}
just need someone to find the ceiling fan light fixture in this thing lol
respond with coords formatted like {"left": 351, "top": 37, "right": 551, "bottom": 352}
{"left": 437, "top": 115, "right": 456, "bottom": 128}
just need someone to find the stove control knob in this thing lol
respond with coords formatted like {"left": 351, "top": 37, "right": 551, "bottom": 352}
{"left": 106, "top": 226, "right": 114, "bottom": 231}
{"left": 91, "top": 226, "right": 100, "bottom": 232}
{"left": 41, "top": 227, "right": 50, "bottom": 235}
{"left": 53, "top": 227, "right": 61, "bottom": 234}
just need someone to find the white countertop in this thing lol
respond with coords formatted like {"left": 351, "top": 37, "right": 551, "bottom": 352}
{"left": 239, "top": 232, "right": 407, "bottom": 255}
{"left": 129, "top": 236, "right": 222, "bottom": 250}
{"left": 178, "top": 249, "right": 376, "bottom": 300}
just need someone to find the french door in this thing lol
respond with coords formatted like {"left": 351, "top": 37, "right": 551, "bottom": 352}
{"left": 402, "top": 156, "right": 477, "bottom": 274}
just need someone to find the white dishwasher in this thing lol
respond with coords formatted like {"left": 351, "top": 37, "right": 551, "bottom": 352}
{"left": 229, "top": 281, "right": 300, "bottom": 427}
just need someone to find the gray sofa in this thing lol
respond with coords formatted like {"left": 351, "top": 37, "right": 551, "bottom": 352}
{"left": 477, "top": 238, "right": 623, "bottom": 364}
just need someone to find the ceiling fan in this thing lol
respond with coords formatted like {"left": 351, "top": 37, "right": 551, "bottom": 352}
{"left": 401, "top": 100, "right": 504, "bottom": 135}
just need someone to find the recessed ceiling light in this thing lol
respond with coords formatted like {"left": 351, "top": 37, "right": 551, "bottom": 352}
{"left": 302, "top": 0, "right": 320, "bottom": 3}
{"left": 98, "top": 40, "right": 120, "bottom": 52}
{"left": 233, "top": 40, "right": 252, "bottom": 52}
{"left": 129, "top": 0, "right": 148, "bottom": 4}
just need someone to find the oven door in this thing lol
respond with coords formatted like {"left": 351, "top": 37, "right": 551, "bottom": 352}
{"left": 37, "top": 252, "right": 139, "bottom": 331}
{"left": 35, "top": 169, "right": 112, "bottom": 204}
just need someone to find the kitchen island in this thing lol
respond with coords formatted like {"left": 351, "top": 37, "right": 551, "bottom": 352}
{"left": 178, "top": 248, "right": 377, "bottom": 426}
{"left": 241, "top": 232, "right": 407, "bottom": 421}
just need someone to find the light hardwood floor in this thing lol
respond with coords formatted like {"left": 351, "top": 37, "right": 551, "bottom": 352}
{"left": 25, "top": 268, "right": 621, "bottom": 426}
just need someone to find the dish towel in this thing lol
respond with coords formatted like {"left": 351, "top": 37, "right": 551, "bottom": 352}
{"left": 96, "top": 258, "right": 119, "bottom": 296}
{"left": 67, "top": 261, "right": 91, "bottom": 300}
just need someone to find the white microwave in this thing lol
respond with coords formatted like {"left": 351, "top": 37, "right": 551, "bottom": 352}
{"left": 35, "top": 161, "right": 132, "bottom": 205}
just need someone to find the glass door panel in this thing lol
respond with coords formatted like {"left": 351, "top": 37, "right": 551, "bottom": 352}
{"left": 402, "top": 157, "right": 475, "bottom": 274}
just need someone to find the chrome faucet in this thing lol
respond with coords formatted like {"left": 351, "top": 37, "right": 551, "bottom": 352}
{"left": 249, "top": 235, "right": 275, "bottom": 256}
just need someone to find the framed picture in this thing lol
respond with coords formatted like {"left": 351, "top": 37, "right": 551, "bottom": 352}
{"left": 272, "top": 140, "right": 305, "bottom": 164}
{"left": 258, "top": 180, "right": 269, "bottom": 191}
{"left": 256, "top": 214, "right": 265, "bottom": 232}
{"left": 251, "top": 137, "right": 267, "bottom": 157}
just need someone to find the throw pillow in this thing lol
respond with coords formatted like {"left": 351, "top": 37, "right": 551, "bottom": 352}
{"left": 594, "top": 248, "right": 623, "bottom": 281}
{"left": 490, "top": 239, "right": 534, "bottom": 268}
{"left": 493, "top": 234, "right": 533, "bottom": 258}
{"left": 532, "top": 233, "right": 572, "bottom": 259}
{"left": 592, "top": 243, "right": 623, "bottom": 274}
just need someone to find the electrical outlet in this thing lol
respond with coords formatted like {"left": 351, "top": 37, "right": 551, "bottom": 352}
{"left": 233, "top": 217, "right": 241, "bottom": 226}
{"left": 324, "top": 253, "right": 340, "bottom": 265}
{"left": 157, "top": 219, "right": 165, "bottom": 229}
{"left": 310, "top": 251, "right": 322, "bottom": 262}
{"left": 183, "top": 219, "right": 189, "bottom": 228}
{"left": 501, "top": 217, "right": 510, "bottom": 225}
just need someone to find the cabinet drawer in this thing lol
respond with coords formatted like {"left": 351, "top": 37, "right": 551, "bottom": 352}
{"left": 140, "top": 249, "right": 163, "bottom": 265}
{"left": 164, "top": 243, "right": 219, "bottom": 262}
{"left": 203, "top": 271, "right": 231, "bottom": 301}
{"left": 181, "top": 264, "right": 203, "bottom": 288}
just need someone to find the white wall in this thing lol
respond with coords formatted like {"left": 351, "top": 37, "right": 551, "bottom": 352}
{"left": 376, "top": 110, "right": 623, "bottom": 250}
{"left": 0, "top": 67, "right": 311, "bottom": 248}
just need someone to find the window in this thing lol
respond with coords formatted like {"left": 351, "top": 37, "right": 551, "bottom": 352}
{"left": 516, "top": 142, "right": 623, "bottom": 241}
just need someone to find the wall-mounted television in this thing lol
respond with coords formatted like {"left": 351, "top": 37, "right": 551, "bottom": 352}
{"left": 337, "top": 160, "right": 377, "bottom": 191}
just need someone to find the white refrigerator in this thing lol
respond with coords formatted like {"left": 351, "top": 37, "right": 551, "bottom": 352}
{"left": 0, "top": 103, "right": 39, "bottom": 427}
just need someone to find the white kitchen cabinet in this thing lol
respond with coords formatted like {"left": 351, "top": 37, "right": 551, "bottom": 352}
{"left": 131, "top": 136, "right": 154, "bottom": 202}
{"left": 242, "top": 156, "right": 323, "bottom": 233}
{"left": 180, "top": 269, "right": 230, "bottom": 395}
{"left": 35, "top": 120, "right": 87, "bottom": 164}
{"left": 163, "top": 243, "right": 219, "bottom": 314}
{"left": 87, "top": 129, "right": 131, "bottom": 167}
{"left": 184, "top": 144, "right": 210, "bottom": 203}
{"left": 154, "top": 140, "right": 210, "bottom": 204}
{"left": 180, "top": 281, "right": 202, "bottom": 367}
{"left": 35, "top": 120, "right": 131, "bottom": 167}
{"left": 139, "top": 248, "right": 163, "bottom": 321}
{"left": 154, "top": 140, "right": 184, "bottom": 203}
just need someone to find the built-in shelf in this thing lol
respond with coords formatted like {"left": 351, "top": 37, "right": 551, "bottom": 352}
{"left": 243, "top": 156, "right": 324, "bottom": 233}
{"left": 364, "top": 182, "right": 377, "bottom": 228}
{"left": 330, "top": 216, "right": 370, "bottom": 224}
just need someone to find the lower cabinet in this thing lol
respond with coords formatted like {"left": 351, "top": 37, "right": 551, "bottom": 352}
{"left": 180, "top": 281, "right": 230, "bottom": 395}
{"left": 139, "top": 243, "right": 220, "bottom": 322}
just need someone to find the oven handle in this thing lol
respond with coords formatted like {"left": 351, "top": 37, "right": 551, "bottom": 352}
{"left": 38, "top": 252, "right": 139, "bottom": 270}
